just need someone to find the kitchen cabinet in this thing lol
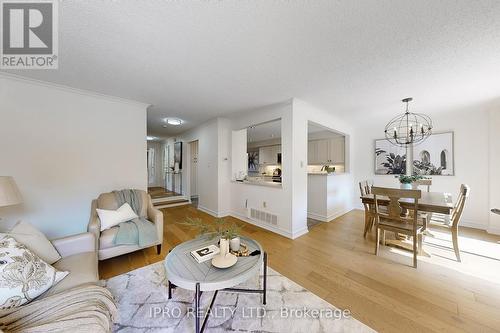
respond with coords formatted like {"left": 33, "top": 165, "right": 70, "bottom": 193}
{"left": 259, "top": 145, "right": 281, "bottom": 165}
{"left": 307, "top": 137, "right": 345, "bottom": 165}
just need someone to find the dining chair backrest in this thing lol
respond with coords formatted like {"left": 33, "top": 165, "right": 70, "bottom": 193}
{"left": 414, "top": 178, "right": 432, "bottom": 192}
{"left": 371, "top": 187, "right": 421, "bottom": 227}
{"left": 451, "top": 184, "right": 470, "bottom": 228}
{"left": 359, "top": 180, "right": 373, "bottom": 196}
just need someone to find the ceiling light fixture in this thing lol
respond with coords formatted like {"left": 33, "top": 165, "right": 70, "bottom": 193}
{"left": 384, "top": 98, "right": 433, "bottom": 147}
{"left": 147, "top": 136, "right": 156, "bottom": 141}
{"left": 164, "top": 118, "right": 183, "bottom": 126}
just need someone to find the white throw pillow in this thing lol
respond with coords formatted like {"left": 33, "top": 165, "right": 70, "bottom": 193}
{"left": 96, "top": 203, "right": 139, "bottom": 231}
{"left": 0, "top": 235, "right": 68, "bottom": 310}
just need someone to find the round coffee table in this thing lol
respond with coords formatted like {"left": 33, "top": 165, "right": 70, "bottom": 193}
{"left": 164, "top": 235, "right": 267, "bottom": 333}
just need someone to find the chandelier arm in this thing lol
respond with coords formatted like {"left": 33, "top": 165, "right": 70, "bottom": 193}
{"left": 383, "top": 98, "right": 433, "bottom": 147}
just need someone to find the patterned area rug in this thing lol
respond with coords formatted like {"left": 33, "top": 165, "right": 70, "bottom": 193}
{"left": 104, "top": 262, "right": 374, "bottom": 332}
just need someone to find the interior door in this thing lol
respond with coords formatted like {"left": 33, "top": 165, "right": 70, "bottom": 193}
{"left": 190, "top": 140, "right": 199, "bottom": 197}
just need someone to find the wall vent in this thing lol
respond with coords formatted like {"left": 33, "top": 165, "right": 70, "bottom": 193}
{"left": 249, "top": 208, "right": 278, "bottom": 226}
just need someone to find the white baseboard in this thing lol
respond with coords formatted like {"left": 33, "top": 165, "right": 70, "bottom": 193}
{"left": 291, "top": 227, "right": 309, "bottom": 239}
{"left": 229, "top": 211, "right": 294, "bottom": 239}
{"left": 308, "top": 209, "right": 351, "bottom": 222}
{"left": 459, "top": 218, "right": 488, "bottom": 231}
{"left": 197, "top": 206, "right": 230, "bottom": 218}
{"left": 487, "top": 226, "right": 500, "bottom": 235}
{"left": 197, "top": 205, "right": 218, "bottom": 217}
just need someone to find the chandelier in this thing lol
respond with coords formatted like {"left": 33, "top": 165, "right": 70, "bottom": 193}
{"left": 384, "top": 98, "right": 432, "bottom": 147}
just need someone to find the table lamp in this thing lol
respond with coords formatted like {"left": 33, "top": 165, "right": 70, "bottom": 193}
{"left": 0, "top": 177, "right": 23, "bottom": 220}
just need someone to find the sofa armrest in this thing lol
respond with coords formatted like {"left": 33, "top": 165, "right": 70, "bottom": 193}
{"left": 147, "top": 203, "right": 163, "bottom": 244}
{"left": 88, "top": 199, "right": 101, "bottom": 250}
{"left": 51, "top": 232, "right": 96, "bottom": 258}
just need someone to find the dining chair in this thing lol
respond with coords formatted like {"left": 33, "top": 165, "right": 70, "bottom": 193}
{"left": 422, "top": 184, "right": 470, "bottom": 262}
{"left": 372, "top": 186, "right": 424, "bottom": 268}
{"left": 359, "top": 180, "right": 375, "bottom": 237}
{"left": 414, "top": 178, "right": 432, "bottom": 192}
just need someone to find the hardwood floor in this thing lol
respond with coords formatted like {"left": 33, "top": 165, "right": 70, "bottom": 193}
{"left": 99, "top": 205, "right": 500, "bottom": 333}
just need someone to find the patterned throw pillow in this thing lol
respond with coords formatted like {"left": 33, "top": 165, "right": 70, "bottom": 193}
{"left": 0, "top": 235, "right": 68, "bottom": 310}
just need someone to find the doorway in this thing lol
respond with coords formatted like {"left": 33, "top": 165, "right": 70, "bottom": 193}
{"left": 189, "top": 140, "right": 199, "bottom": 207}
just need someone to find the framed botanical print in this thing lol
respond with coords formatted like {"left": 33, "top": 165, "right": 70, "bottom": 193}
{"left": 374, "top": 139, "right": 407, "bottom": 175}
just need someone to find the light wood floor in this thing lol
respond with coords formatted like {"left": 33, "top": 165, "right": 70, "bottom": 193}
{"left": 99, "top": 205, "right": 500, "bottom": 333}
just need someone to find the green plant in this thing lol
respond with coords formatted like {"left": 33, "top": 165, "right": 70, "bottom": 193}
{"left": 413, "top": 160, "right": 443, "bottom": 175}
{"left": 376, "top": 149, "right": 407, "bottom": 174}
{"left": 398, "top": 174, "right": 424, "bottom": 184}
{"left": 178, "top": 217, "right": 243, "bottom": 240}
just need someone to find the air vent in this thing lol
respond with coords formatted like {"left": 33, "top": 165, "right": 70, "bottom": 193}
{"left": 250, "top": 208, "right": 278, "bottom": 226}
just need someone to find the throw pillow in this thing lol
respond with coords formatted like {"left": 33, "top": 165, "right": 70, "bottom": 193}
{"left": 0, "top": 235, "right": 68, "bottom": 310}
{"left": 9, "top": 221, "right": 61, "bottom": 264}
{"left": 96, "top": 203, "right": 139, "bottom": 231}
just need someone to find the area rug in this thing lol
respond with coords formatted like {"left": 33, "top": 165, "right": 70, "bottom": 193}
{"left": 104, "top": 262, "right": 374, "bottom": 333}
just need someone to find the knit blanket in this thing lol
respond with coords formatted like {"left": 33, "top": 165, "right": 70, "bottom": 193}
{"left": 113, "top": 189, "right": 158, "bottom": 247}
{"left": 0, "top": 285, "right": 117, "bottom": 333}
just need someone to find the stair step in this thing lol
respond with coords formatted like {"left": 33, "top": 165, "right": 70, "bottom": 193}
{"left": 153, "top": 199, "right": 190, "bottom": 207}
{"left": 152, "top": 195, "right": 187, "bottom": 203}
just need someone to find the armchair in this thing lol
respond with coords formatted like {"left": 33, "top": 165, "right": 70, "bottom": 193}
{"left": 88, "top": 190, "right": 163, "bottom": 260}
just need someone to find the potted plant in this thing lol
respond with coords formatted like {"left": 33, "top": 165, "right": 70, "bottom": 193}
{"left": 179, "top": 217, "right": 244, "bottom": 253}
{"left": 398, "top": 174, "right": 424, "bottom": 189}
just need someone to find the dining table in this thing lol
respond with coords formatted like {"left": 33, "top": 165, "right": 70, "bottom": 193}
{"left": 360, "top": 190, "right": 454, "bottom": 253}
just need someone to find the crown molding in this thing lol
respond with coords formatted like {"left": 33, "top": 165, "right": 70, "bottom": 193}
{"left": 0, "top": 72, "right": 151, "bottom": 109}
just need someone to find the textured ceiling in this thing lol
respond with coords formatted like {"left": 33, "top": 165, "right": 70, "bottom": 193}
{"left": 3, "top": 0, "right": 500, "bottom": 137}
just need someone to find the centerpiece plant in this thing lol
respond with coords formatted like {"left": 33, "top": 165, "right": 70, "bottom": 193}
{"left": 179, "top": 217, "right": 244, "bottom": 252}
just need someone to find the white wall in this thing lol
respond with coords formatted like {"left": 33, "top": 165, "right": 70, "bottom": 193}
{"left": 228, "top": 102, "right": 296, "bottom": 237}
{"left": 292, "top": 99, "right": 355, "bottom": 236}
{"left": 0, "top": 74, "right": 148, "bottom": 238}
{"left": 352, "top": 107, "right": 491, "bottom": 230}
{"left": 488, "top": 106, "right": 500, "bottom": 234}
{"left": 166, "top": 119, "right": 221, "bottom": 216}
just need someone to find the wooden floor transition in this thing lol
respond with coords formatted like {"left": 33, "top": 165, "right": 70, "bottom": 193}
{"left": 99, "top": 205, "right": 500, "bottom": 333}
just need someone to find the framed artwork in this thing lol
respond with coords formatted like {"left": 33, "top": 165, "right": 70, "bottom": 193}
{"left": 374, "top": 139, "right": 407, "bottom": 175}
{"left": 412, "top": 132, "right": 454, "bottom": 176}
{"left": 248, "top": 150, "right": 259, "bottom": 172}
{"left": 174, "top": 141, "right": 183, "bottom": 170}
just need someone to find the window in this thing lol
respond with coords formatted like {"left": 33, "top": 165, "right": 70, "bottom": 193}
{"left": 420, "top": 150, "right": 430, "bottom": 164}
{"left": 440, "top": 150, "right": 448, "bottom": 169}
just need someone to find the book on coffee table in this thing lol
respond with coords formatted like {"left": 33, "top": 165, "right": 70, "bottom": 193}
{"left": 190, "top": 245, "right": 220, "bottom": 263}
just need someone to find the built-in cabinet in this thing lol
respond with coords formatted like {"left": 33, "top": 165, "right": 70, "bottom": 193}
{"left": 308, "top": 137, "right": 345, "bottom": 165}
{"left": 259, "top": 145, "right": 281, "bottom": 165}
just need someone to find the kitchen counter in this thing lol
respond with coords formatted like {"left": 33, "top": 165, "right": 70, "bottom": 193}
{"left": 308, "top": 172, "right": 344, "bottom": 175}
{"left": 231, "top": 179, "right": 282, "bottom": 188}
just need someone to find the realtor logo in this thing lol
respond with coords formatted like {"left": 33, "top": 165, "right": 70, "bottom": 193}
{"left": 1, "top": 0, "right": 58, "bottom": 69}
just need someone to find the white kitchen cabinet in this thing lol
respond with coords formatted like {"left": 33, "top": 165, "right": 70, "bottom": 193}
{"left": 259, "top": 145, "right": 281, "bottom": 165}
{"left": 308, "top": 137, "right": 345, "bottom": 165}
{"left": 308, "top": 141, "right": 318, "bottom": 164}
{"left": 329, "top": 137, "right": 345, "bottom": 164}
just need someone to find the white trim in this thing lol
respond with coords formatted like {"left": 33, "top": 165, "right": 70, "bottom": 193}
{"left": 0, "top": 72, "right": 151, "bottom": 108}
{"left": 291, "top": 227, "right": 309, "bottom": 239}
{"left": 229, "top": 211, "right": 294, "bottom": 239}
{"left": 307, "top": 208, "right": 351, "bottom": 222}
{"left": 460, "top": 218, "right": 488, "bottom": 231}
{"left": 487, "top": 226, "right": 500, "bottom": 235}
{"left": 197, "top": 205, "right": 219, "bottom": 217}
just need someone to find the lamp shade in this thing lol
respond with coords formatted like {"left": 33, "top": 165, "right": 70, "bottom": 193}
{"left": 0, "top": 176, "right": 23, "bottom": 207}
